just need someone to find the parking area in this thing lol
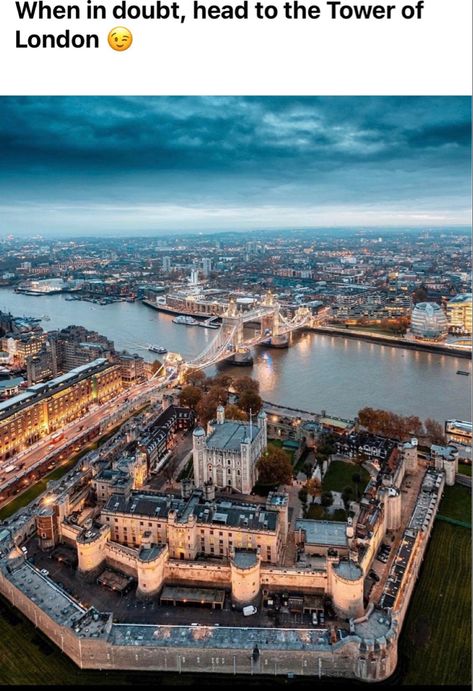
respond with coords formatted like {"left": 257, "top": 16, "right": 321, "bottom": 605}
{"left": 24, "top": 537, "right": 339, "bottom": 630}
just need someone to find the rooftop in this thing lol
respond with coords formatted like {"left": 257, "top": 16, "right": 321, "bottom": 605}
{"left": 102, "top": 491, "right": 278, "bottom": 532}
{"left": 232, "top": 549, "right": 258, "bottom": 569}
{"left": 110, "top": 623, "right": 333, "bottom": 651}
{"left": 0, "top": 357, "right": 111, "bottom": 418}
{"left": 333, "top": 560, "right": 363, "bottom": 581}
{"left": 206, "top": 420, "right": 260, "bottom": 451}
{"left": 295, "top": 520, "right": 348, "bottom": 547}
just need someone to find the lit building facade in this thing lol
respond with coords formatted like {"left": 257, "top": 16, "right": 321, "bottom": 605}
{"left": 446, "top": 293, "right": 472, "bottom": 334}
{"left": 0, "top": 358, "right": 122, "bottom": 462}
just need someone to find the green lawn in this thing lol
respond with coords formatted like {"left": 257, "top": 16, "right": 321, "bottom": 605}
{"left": 437, "top": 484, "right": 471, "bottom": 523}
{"left": 268, "top": 439, "right": 295, "bottom": 465}
{"left": 321, "top": 460, "right": 370, "bottom": 498}
{"left": 268, "top": 439, "right": 295, "bottom": 464}
{"left": 458, "top": 462, "right": 472, "bottom": 477}
{"left": 400, "top": 521, "right": 471, "bottom": 685}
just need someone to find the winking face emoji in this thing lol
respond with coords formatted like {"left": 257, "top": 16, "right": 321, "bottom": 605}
{"left": 108, "top": 27, "right": 133, "bottom": 51}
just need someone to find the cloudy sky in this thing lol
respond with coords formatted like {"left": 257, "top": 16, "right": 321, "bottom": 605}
{"left": 0, "top": 96, "right": 470, "bottom": 236}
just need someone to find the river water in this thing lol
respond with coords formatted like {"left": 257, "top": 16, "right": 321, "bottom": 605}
{"left": 1, "top": 289, "right": 471, "bottom": 423}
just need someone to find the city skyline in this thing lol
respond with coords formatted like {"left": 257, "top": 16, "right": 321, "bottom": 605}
{"left": 0, "top": 96, "right": 471, "bottom": 236}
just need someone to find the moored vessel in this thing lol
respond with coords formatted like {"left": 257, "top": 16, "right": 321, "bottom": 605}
{"left": 173, "top": 315, "right": 198, "bottom": 326}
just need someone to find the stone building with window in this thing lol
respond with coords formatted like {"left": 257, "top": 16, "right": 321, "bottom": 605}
{"left": 192, "top": 406, "right": 267, "bottom": 495}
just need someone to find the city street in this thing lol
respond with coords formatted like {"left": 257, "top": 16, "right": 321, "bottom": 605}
{"left": 0, "top": 378, "right": 164, "bottom": 506}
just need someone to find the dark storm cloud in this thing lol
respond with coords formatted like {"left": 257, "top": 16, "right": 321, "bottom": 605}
{"left": 0, "top": 96, "right": 470, "bottom": 234}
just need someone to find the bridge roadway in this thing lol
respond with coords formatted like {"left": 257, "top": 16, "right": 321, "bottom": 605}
{"left": 182, "top": 304, "right": 312, "bottom": 370}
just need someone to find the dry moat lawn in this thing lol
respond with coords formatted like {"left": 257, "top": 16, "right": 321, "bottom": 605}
{"left": 400, "top": 485, "right": 471, "bottom": 686}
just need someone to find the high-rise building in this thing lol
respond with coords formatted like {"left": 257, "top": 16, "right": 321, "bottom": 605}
{"left": 446, "top": 293, "right": 472, "bottom": 334}
{"left": 118, "top": 353, "right": 146, "bottom": 386}
{"left": 202, "top": 258, "right": 212, "bottom": 277}
{"left": 162, "top": 256, "right": 171, "bottom": 272}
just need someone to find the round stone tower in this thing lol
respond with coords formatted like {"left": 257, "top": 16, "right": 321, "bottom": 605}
{"left": 77, "top": 525, "right": 110, "bottom": 576}
{"left": 136, "top": 534, "right": 168, "bottom": 598}
{"left": 328, "top": 559, "right": 364, "bottom": 618}
{"left": 230, "top": 548, "right": 261, "bottom": 607}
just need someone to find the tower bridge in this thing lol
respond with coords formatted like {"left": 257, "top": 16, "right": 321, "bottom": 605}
{"left": 155, "top": 292, "right": 313, "bottom": 379}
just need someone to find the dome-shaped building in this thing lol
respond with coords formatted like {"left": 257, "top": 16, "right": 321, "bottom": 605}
{"left": 410, "top": 302, "right": 448, "bottom": 341}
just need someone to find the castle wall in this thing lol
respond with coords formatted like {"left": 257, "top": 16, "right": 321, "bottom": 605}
{"left": 260, "top": 566, "right": 328, "bottom": 593}
{"left": 164, "top": 561, "right": 231, "bottom": 588}
{"left": 0, "top": 565, "right": 398, "bottom": 682}
{"left": 104, "top": 541, "right": 139, "bottom": 578}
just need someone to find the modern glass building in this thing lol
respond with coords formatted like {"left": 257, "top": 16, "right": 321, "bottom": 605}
{"left": 410, "top": 302, "right": 449, "bottom": 341}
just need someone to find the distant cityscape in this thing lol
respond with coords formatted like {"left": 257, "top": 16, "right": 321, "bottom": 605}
{"left": 0, "top": 229, "right": 471, "bottom": 394}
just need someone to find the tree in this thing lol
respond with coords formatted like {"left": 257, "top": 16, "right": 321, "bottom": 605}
{"left": 184, "top": 369, "right": 206, "bottom": 387}
{"left": 317, "top": 432, "right": 338, "bottom": 455}
{"left": 298, "top": 486, "right": 308, "bottom": 505}
{"left": 179, "top": 385, "right": 203, "bottom": 409}
{"left": 341, "top": 486, "right": 353, "bottom": 510}
{"left": 424, "top": 418, "right": 446, "bottom": 445}
{"left": 321, "top": 491, "right": 333, "bottom": 508}
{"left": 405, "top": 416, "right": 424, "bottom": 437}
{"left": 304, "top": 478, "right": 321, "bottom": 503}
{"left": 238, "top": 390, "right": 263, "bottom": 415}
{"left": 233, "top": 376, "right": 260, "bottom": 395}
{"left": 206, "top": 385, "right": 229, "bottom": 405}
{"left": 196, "top": 394, "right": 219, "bottom": 426}
{"left": 257, "top": 447, "right": 293, "bottom": 486}
{"left": 212, "top": 373, "right": 233, "bottom": 389}
{"left": 351, "top": 472, "right": 362, "bottom": 500}
{"left": 358, "top": 406, "right": 423, "bottom": 441}
{"left": 358, "top": 407, "right": 378, "bottom": 433}
{"left": 224, "top": 404, "right": 248, "bottom": 421}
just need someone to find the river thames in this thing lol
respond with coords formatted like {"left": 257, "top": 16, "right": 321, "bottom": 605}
{"left": 1, "top": 289, "right": 471, "bottom": 423}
